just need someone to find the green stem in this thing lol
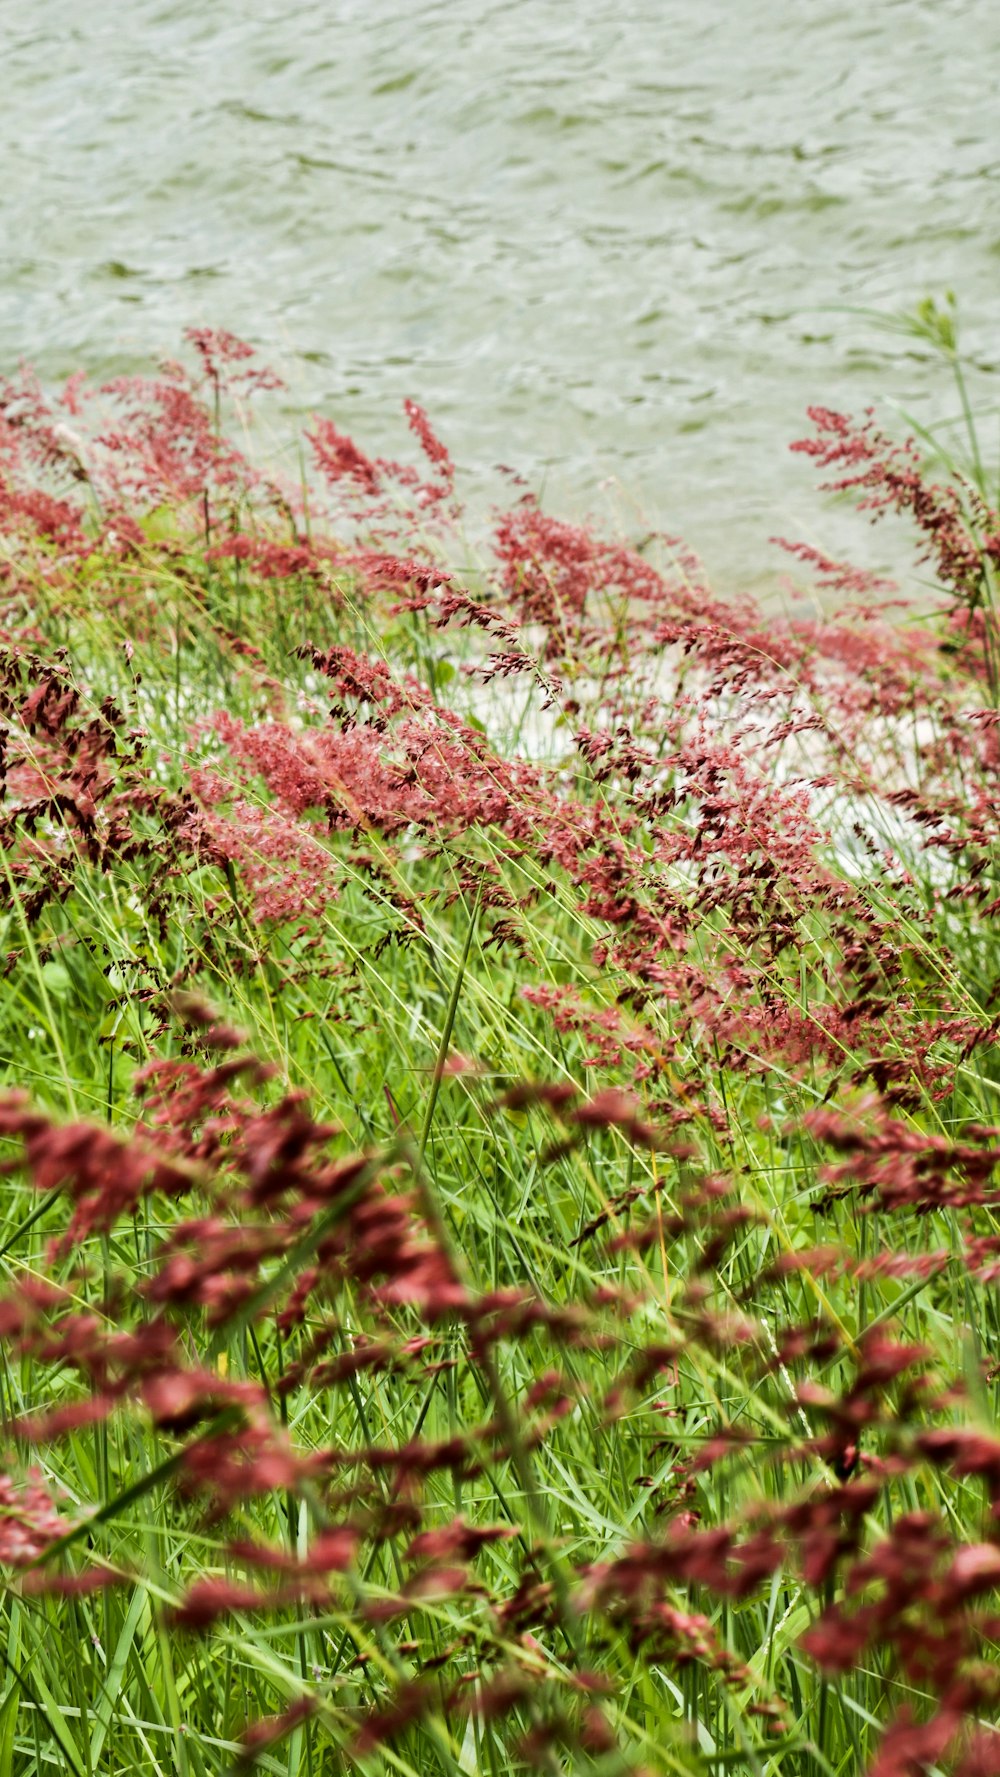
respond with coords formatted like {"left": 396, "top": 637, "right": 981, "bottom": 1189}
{"left": 417, "top": 880, "right": 481, "bottom": 1166}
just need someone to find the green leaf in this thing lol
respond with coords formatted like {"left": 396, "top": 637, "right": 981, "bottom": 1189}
{"left": 40, "top": 961, "right": 72, "bottom": 997}
{"left": 24, "top": 1662, "right": 86, "bottom": 1777}
{"left": 90, "top": 1584, "right": 150, "bottom": 1767}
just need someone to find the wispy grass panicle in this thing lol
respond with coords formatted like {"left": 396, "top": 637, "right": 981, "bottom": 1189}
{"left": 0, "top": 328, "right": 999, "bottom": 1775}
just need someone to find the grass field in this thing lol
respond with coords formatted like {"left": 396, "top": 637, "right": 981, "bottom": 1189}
{"left": 1, "top": 317, "right": 1000, "bottom": 1776}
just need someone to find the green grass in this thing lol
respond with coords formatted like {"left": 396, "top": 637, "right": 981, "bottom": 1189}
{"left": 0, "top": 325, "right": 999, "bottom": 1775}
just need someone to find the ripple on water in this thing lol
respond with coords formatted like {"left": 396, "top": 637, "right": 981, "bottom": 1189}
{"left": 2, "top": 0, "right": 998, "bottom": 592}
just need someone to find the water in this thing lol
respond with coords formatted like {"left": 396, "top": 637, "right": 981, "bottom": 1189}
{"left": 3, "top": 1, "right": 998, "bottom": 590}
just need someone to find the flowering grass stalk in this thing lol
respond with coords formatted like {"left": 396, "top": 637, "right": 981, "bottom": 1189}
{"left": 0, "top": 327, "right": 999, "bottom": 1775}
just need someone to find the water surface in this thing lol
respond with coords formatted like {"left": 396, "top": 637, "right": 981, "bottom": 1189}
{"left": 3, "top": 1, "right": 998, "bottom": 587}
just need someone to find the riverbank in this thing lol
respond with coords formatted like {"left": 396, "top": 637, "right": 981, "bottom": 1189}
{"left": 1, "top": 336, "right": 999, "bottom": 1774}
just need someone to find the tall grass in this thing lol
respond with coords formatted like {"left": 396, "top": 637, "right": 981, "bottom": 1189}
{"left": 0, "top": 321, "right": 999, "bottom": 1776}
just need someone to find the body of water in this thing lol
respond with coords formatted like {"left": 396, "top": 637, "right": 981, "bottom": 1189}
{"left": 3, "top": 1, "right": 998, "bottom": 589}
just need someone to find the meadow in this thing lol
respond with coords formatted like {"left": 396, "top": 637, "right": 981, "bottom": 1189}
{"left": 1, "top": 312, "right": 999, "bottom": 1776}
